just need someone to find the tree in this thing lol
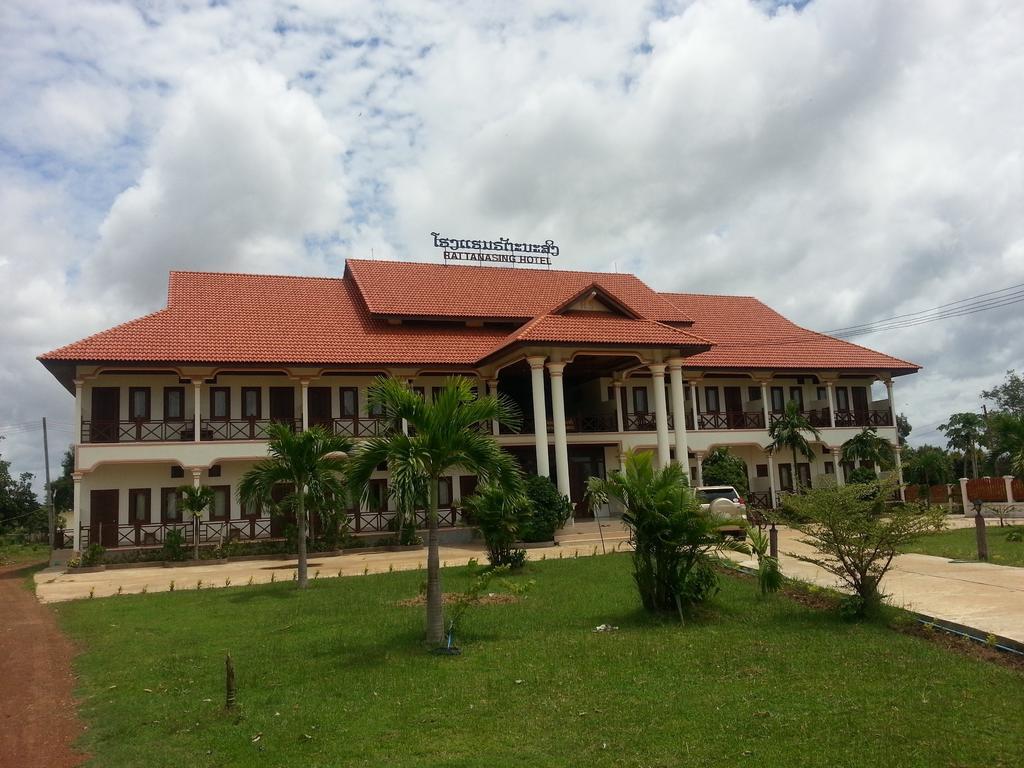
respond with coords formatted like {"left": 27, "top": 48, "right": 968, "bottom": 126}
{"left": 989, "top": 413, "right": 1024, "bottom": 477}
{"left": 840, "top": 427, "right": 895, "bottom": 471}
{"left": 177, "top": 484, "right": 215, "bottom": 561}
{"left": 896, "top": 413, "right": 912, "bottom": 447}
{"left": 981, "top": 369, "right": 1024, "bottom": 417}
{"left": 700, "top": 447, "right": 749, "bottom": 495}
{"left": 346, "top": 377, "right": 522, "bottom": 645}
{"left": 938, "top": 412, "right": 986, "bottom": 479}
{"left": 462, "top": 482, "right": 526, "bottom": 568}
{"left": 49, "top": 448, "right": 74, "bottom": 519}
{"left": 0, "top": 438, "right": 43, "bottom": 536}
{"left": 902, "top": 445, "right": 953, "bottom": 488}
{"left": 587, "top": 450, "right": 743, "bottom": 619}
{"left": 519, "top": 475, "right": 573, "bottom": 543}
{"left": 239, "top": 424, "right": 351, "bottom": 588}
{"left": 783, "top": 480, "right": 944, "bottom": 617}
{"left": 766, "top": 400, "right": 822, "bottom": 489}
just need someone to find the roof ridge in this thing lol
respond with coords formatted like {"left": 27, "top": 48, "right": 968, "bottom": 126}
{"left": 169, "top": 269, "right": 345, "bottom": 281}
{"left": 345, "top": 257, "right": 632, "bottom": 279}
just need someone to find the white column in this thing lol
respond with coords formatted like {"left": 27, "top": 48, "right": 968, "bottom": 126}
{"left": 650, "top": 364, "right": 671, "bottom": 468}
{"left": 885, "top": 378, "right": 896, "bottom": 426}
{"left": 192, "top": 379, "right": 203, "bottom": 442}
{"left": 613, "top": 381, "right": 625, "bottom": 433}
{"left": 894, "top": 445, "right": 905, "bottom": 500}
{"left": 760, "top": 381, "right": 770, "bottom": 429}
{"left": 300, "top": 380, "right": 310, "bottom": 431}
{"left": 527, "top": 356, "right": 550, "bottom": 477}
{"left": 690, "top": 379, "right": 700, "bottom": 432}
{"left": 547, "top": 363, "right": 571, "bottom": 499}
{"left": 668, "top": 360, "right": 689, "bottom": 467}
{"left": 768, "top": 454, "right": 777, "bottom": 508}
{"left": 834, "top": 449, "right": 845, "bottom": 486}
{"left": 72, "top": 472, "right": 82, "bottom": 550}
{"left": 1005, "top": 475, "right": 1015, "bottom": 504}
{"left": 487, "top": 379, "right": 500, "bottom": 436}
{"left": 826, "top": 381, "right": 837, "bottom": 428}
{"left": 73, "top": 379, "right": 83, "bottom": 444}
{"left": 959, "top": 476, "right": 970, "bottom": 513}
{"left": 695, "top": 451, "right": 705, "bottom": 486}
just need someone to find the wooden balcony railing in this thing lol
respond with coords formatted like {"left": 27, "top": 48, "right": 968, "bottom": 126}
{"left": 81, "top": 420, "right": 192, "bottom": 443}
{"left": 202, "top": 418, "right": 297, "bottom": 440}
{"left": 833, "top": 409, "right": 892, "bottom": 428}
{"left": 698, "top": 411, "right": 767, "bottom": 430}
{"left": 349, "top": 507, "right": 458, "bottom": 533}
{"left": 326, "top": 417, "right": 393, "bottom": 438}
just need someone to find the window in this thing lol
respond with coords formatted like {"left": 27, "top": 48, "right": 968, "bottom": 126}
{"left": 748, "top": 386, "right": 761, "bottom": 401}
{"left": 208, "top": 464, "right": 221, "bottom": 478}
{"left": 242, "top": 387, "right": 261, "bottom": 419}
{"left": 368, "top": 479, "right": 388, "bottom": 511}
{"left": 412, "top": 386, "right": 425, "bottom": 400}
{"left": 170, "top": 465, "right": 184, "bottom": 479}
{"left": 824, "top": 461, "right": 835, "bottom": 475}
{"left": 338, "top": 387, "right": 358, "bottom": 418}
{"left": 770, "top": 386, "right": 785, "bottom": 413}
{"left": 163, "top": 387, "right": 185, "bottom": 421}
{"left": 797, "top": 463, "right": 812, "bottom": 488}
{"left": 210, "top": 387, "right": 230, "bottom": 420}
{"left": 756, "top": 463, "right": 769, "bottom": 478}
{"left": 789, "top": 387, "right": 804, "bottom": 410}
{"left": 161, "top": 487, "right": 183, "bottom": 522}
{"left": 128, "top": 488, "right": 151, "bottom": 524}
{"left": 438, "top": 477, "right": 453, "bottom": 508}
{"left": 632, "top": 387, "right": 649, "bottom": 414}
{"left": 778, "top": 464, "right": 794, "bottom": 492}
{"left": 129, "top": 387, "right": 151, "bottom": 421}
{"left": 704, "top": 387, "right": 720, "bottom": 412}
{"left": 836, "top": 386, "right": 850, "bottom": 411}
{"left": 816, "top": 386, "right": 827, "bottom": 401}
{"left": 210, "top": 485, "right": 230, "bottom": 521}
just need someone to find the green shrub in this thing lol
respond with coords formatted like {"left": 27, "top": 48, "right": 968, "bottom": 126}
{"left": 81, "top": 543, "right": 105, "bottom": 566}
{"left": 847, "top": 467, "right": 879, "bottom": 485}
{"left": 162, "top": 529, "right": 187, "bottom": 562}
{"left": 462, "top": 483, "right": 527, "bottom": 569}
{"left": 519, "top": 475, "right": 573, "bottom": 542}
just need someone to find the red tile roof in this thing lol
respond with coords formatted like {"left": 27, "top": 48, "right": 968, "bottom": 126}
{"left": 661, "top": 293, "right": 919, "bottom": 372}
{"left": 38, "top": 262, "right": 919, "bottom": 376}
{"left": 345, "top": 259, "right": 693, "bottom": 322}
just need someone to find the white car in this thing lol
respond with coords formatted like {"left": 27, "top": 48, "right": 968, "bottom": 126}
{"left": 695, "top": 485, "right": 748, "bottom": 537}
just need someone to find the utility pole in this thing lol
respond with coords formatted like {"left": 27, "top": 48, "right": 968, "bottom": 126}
{"left": 42, "top": 417, "right": 54, "bottom": 549}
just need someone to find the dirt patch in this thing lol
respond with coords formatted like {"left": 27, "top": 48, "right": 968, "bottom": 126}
{"left": 0, "top": 562, "right": 87, "bottom": 767}
{"left": 396, "top": 592, "right": 522, "bottom": 608}
{"left": 895, "top": 622, "right": 1024, "bottom": 672}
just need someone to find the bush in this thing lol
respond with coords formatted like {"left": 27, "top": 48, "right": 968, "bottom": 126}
{"left": 462, "top": 483, "right": 527, "bottom": 569}
{"left": 519, "top": 475, "right": 573, "bottom": 542}
{"left": 700, "top": 447, "right": 749, "bottom": 495}
{"left": 162, "top": 529, "right": 187, "bottom": 562}
{"left": 847, "top": 467, "right": 878, "bottom": 485}
{"left": 80, "top": 543, "right": 105, "bottom": 566}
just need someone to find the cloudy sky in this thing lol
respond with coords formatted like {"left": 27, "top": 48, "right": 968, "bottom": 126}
{"left": 2, "top": 0, "right": 1023, "bottom": 488}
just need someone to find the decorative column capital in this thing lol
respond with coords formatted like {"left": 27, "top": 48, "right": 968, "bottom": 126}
{"left": 648, "top": 363, "right": 667, "bottom": 377}
{"left": 666, "top": 357, "right": 686, "bottom": 370}
{"left": 612, "top": 380, "right": 624, "bottom": 390}
{"left": 526, "top": 355, "right": 547, "bottom": 370}
{"left": 73, "top": 379, "right": 84, "bottom": 389}
{"left": 546, "top": 362, "right": 566, "bottom": 376}
{"left": 486, "top": 377, "right": 499, "bottom": 387}
{"left": 72, "top": 472, "right": 84, "bottom": 482}
{"left": 190, "top": 467, "right": 203, "bottom": 478}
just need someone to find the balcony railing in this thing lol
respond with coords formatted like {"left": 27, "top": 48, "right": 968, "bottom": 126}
{"left": 80, "top": 519, "right": 275, "bottom": 549}
{"left": 81, "top": 419, "right": 192, "bottom": 443}
{"left": 203, "top": 418, "right": 297, "bottom": 440}
{"left": 834, "top": 409, "right": 893, "bottom": 428}
{"left": 323, "top": 417, "right": 393, "bottom": 438}
{"left": 698, "top": 411, "right": 767, "bottom": 430}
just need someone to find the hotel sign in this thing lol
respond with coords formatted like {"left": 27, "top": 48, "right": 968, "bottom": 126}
{"left": 431, "top": 232, "right": 558, "bottom": 266}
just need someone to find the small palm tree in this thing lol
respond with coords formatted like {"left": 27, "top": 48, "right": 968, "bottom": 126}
{"left": 767, "top": 400, "right": 822, "bottom": 490}
{"left": 347, "top": 377, "right": 523, "bottom": 645}
{"left": 177, "top": 484, "right": 214, "bottom": 561}
{"left": 238, "top": 424, "right": 351, "bottom": 588}
{"left": 841, "top": 427, "right": 896, "bottom": 471}
{"left": 990, "top": 413, "right": 1024, "bottom": 477}
{"left": 938, "top": 412, "right": 986, "bottom": 478}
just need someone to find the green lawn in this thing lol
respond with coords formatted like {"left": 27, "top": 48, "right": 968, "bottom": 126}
{"left": 0, "top": 541, "right": 49, "bottom": 566}
{"left": 904, "top": 524, "right": 1024, "bottom": 567}
{"left": 57, "top": 554, "right": 1023, "bottom": 768}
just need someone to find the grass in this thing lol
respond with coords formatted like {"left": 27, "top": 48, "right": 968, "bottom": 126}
{"left": 904, "top": 523, "right": 1024, "bottom": 567}
{"left": 0, "top": 541, "right": 50, "bottom": 566}
{"left": 57, "top": 554, "right": 1023, "bottom": 768}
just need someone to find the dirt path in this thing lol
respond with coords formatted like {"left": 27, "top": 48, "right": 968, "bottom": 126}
{"left": 0, "top": 561, "right": 86, "bottom": 768}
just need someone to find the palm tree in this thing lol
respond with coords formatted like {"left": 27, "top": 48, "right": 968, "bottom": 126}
{"left": 938, "top": 412, "right": 986, "bottom": 478}
{"left": 840, "top": 427, "right": 896, "bottom": 471}
{"left": 990, "top": 413, "right": 1024, "bottom": 477}
{"left": 346, "top": 377, "right": 523, "bottom": 645}
{"left": 238, "top": 424, "right": 351, "bottom": 588}
{"left": 177, "top": 484, "right": 214, "bottom": 561}
{"left": 766, "top": 399, "right": 822, "bottom": 490}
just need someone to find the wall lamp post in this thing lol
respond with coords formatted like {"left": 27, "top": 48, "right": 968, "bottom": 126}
{"left": 973, "top": 498, "right": 989, "bottom": 562}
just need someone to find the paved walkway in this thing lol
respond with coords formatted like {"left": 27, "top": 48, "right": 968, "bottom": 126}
{"left": 33, "top": 518, "right": 1024, "bottom": 644}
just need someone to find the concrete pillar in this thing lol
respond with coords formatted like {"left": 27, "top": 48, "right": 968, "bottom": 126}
{"left": 768, "top": 454, "right": 777, "bottom": 508}
{"left": 300, "top": 380, "right": 310, "bottom": 431}
{"left": 650, "top": 364, "right": 671, "bottom": 468}
{"left": 487, "top": 378, "right": 500, "bottom": 436}
{"left": 959, "top": 477, "right": 970, "bottom": 514}
{"left": 668, "top": 359, "right": 689, "bottom": 468}
{"left": 946, "top": 484, "right": 954, "bottom": 514}
{"left": 72, "top": 473, "right": 83, "bottom": 550}
{"left": 690, "top": 379, "right": 700, "bottom": 432}
{"left": 885, "top": 378, "right": 896, "bottom": 426}
{"left": 192, "top": 379, "right": 203, "bottom": 442}
{"left": 73, "top": 380, "right": 83, "bottom": 443}
{"left": 527, "top": 356, "right": 550, "bottom": 477}
{"left": 613, "top": 380, "right": 625, "bottom": 433}
{"left": 834, "top": 449, "right": 845, "bottom": 486}
{"left": 695, "top": 451, "right": 705, "bottom": 487}
{"left": 760, "top": 381, "right": 770, "bottom": 429}
{"left": 547, "top": 362, "right": 571, "bottom": 498}
{"left": 826, "top": 381, "right": 837, "bottom": 428}
{"left": 895, "top": 445, "right": 905, "bottom": 501}
{"left": 1005, "top": 475, "right": 1015, "bottom": 504}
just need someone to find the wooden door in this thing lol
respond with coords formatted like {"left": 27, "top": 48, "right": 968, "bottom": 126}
{"left": 308, "top": 387, "right": 331, "bottom": 429}
{"left": 269, "top": 387, "right": 295, "bottom": 427}
{"left": 91, "top": 387, "right": 120, "bottom": 443}
{"left": 568, "top": 446, "right": 606, "bottom": 519}
{"left": 269, "top": 483, "right": 296, "bottom": 538}
{"left": 852, "top": 386, "right": 869, "bottom": 417}
{"left": 724, "top": 386, "right": 742, "bottom": 428}
{"left": 90, "top": 489, "right": 119, "bottom": 548}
